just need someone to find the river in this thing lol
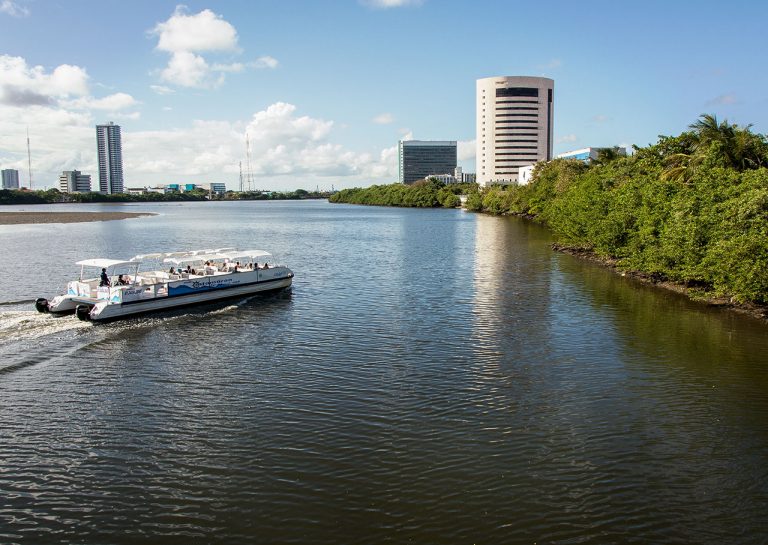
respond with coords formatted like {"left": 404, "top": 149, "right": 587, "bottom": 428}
{"left": 1, "top": 200, "right": 767, "bottom": 544}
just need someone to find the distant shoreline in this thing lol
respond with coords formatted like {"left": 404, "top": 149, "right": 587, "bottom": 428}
{"left": 0, "top": 211, "right": 156, "bottom": 225}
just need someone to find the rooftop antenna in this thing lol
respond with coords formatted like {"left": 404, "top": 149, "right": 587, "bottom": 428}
{"left": 26, "top": 127, "right": 32, "bottom": 189}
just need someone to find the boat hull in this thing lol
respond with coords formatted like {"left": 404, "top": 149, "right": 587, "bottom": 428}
{"left": 83, "top": 275, "right": 292, "bottom": 322}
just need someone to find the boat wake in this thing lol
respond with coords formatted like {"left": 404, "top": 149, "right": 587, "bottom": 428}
{"left": 0, "top": 310, "right": 90, "bottom": 344}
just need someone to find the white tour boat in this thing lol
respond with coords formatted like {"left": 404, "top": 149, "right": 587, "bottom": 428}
{"left": 35, "top": 248, "right": 293, "bottom": 322}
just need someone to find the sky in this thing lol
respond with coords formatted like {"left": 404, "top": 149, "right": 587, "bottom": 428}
{"left": 1, "top": 0, "right": 767, "bottom": 192}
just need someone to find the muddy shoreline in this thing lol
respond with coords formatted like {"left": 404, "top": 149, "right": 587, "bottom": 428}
{"left": 0, "top": 211, "right": 155, "bottom": 225}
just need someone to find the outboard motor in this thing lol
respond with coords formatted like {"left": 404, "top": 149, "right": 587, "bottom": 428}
{"left": 75, "top": 304, "right": 92, "bottom": 321}
{"left": 35, "top": 298, "right": 49, "bottom": 313}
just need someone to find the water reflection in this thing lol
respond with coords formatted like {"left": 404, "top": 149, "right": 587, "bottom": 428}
{"left": 2, "top": 203, "right": 768, "bottom": 544}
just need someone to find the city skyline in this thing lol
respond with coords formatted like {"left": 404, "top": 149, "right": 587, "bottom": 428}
{"left": 1, "top": 0, "right": 766, "bottom": 191}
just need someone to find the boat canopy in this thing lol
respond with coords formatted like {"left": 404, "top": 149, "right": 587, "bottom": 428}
{"left": 76, "top": 258, "right": 137, "bottom": 268}
{"left": 221, "top": 250, "right": 272, "bottom": 260}
{"left": 162, "top": 249, "right": 272, "bottom": 265}
{"left": 131, "top": 253, "right": 164, "bottom": 261}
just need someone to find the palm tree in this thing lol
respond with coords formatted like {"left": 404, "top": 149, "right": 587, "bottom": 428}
{"left": 662, "top": 114, "right": 768, "bottom": 181}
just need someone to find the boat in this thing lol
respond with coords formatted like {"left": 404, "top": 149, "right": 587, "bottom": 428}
{"left": 35, "top": 248, "right": 293, "bottom": 322}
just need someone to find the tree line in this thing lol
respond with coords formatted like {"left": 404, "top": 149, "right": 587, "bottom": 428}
{"left": 329, "top": 178, "right": 474, "bottom": 208}
{"left": 0, "top": 187, "right": 330, "bottom": 205}
{"left": 330, "top": 114, "right": 768, "bottom": 304}
{"left": 466, "top": 114, "right": 768, "bottom": 304}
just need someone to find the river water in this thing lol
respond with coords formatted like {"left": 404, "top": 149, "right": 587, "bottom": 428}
{"left": 0, "top": 200, "right": 767, "bottom": 544}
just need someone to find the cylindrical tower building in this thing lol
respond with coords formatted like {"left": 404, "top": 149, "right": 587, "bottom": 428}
{"left": 476, "top": 76, "right": 554, "bottom": 186}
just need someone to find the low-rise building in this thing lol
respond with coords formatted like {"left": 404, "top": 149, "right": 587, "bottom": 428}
{"left": 428, "top": 174, "right": 457, "bottom": 184}
{"left": 518, "top": 164, "right": 535, "bottom": 185}
{"left": 199, "top": 182, "right": 226, "bottom": 195}
{"left": 556, "top": 147, "right": 627, "bottom": 163}
{"left": 58, "top": 170, "right": 91, "bottom": 193}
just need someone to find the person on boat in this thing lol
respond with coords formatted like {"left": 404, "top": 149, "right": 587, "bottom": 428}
{"left": 116, "top": 274, "right": 129, "bottom": 285}
{"left": 234, "top": 261, "right": 241, "bottom": 272}
{"left": 263, "top": 262, "right": 269, "bottom": 269}
{"left": 186, "top": 265, "right": 196, "bottom": 275}
{"left": 99, "top": 268, "right": 110, "bottom": 287}
{"left": 168, "top": 266, "right": 176, "bottom": 274}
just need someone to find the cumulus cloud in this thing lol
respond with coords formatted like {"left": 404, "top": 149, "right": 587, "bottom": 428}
{"left": 1, "top": 87, "right": 397, "bottom": 190}
{"left": 0, "top": 55, "right": 139, "bottom": 183}
{"left": 150, "top": 84, "right": 175, "bottom": 95}
{"left": 250, "top": 56, "right": 279, "bottom": 69}
{"left": 361, "top": 0, "right": 423, "bottom": 8}
{"left": 372, "top": 112, "right": 394, "bottom": 124}
{"left": 705, "top": 94, "right": 738, "bottom": 106}
{"left": 0, "top": 0, "right": 29, "bottom": 17}
{"left": 152, "top": 6, "right": 239, "bottom": 53}
{"left": 150, "top": 6, "right": 277, "bottom": 89}
{"left": 63, "top": 92, "right": 139, "bottom": 111}
{"left": 0, "top": 55, "right": 90, "bottom": 101}
{"left": 125, "top": 102, "right": 396, "bottom": 183}
{"left": 556, "top": 134, "right": 577, "bottom": 144}
{"left": 0, "top": 85, "right": 51, "bottom": 107}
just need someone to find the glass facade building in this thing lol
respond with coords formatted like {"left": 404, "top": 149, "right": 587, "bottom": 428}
{"left": 398, "top": 140, "right": 457, "bottom": 185}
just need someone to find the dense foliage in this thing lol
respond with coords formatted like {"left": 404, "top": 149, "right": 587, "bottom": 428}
{"left": 0, "top": 187, "right": 327, "bottom": 205}
{"left": 468, "top": 114, "right": 768, "bottom": 304}
{"left": 329, "top": 178, "right": 476, "bottom": 208}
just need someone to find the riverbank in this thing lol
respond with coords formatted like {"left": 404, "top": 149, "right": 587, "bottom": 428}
{"left": 0, "top": 211, "right": 156, "bottom": 225}
{"left": 552, "top": 243, "right": 768, "bottom": 322}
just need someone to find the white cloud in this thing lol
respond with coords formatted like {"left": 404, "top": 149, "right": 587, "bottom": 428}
{"left": 0, "top": 55, "right": 90, "bottom": 105}
{"left": 705, "top": 94, "right": 738, "bottom": 106}
{"left": 114, "top": 111, "right": 141, "bottom": 121}
{"left": 150, "top": 7, "right": 277, "bottom": 89}
{"left": 150, "top": 84, "right": 175, "bottom": 95}
{"left": 160, "top": 51, "right": 218, "bottom": 88}
{"left": 592, "top": 114, "right": 610, "bottom": 123}
{"left": 63, "top": 92, "right": 139, "bottom": 111}
{"left": 556, "top": 134, "right": 577, "bottom": 144}
{"left": 372, "top": 112, "right": 394, "bottom": 124}
{"left": 458, "top": 139, "right": 475, "bottom": 160}
{"left": 0, "top": 0, "right": 29, "bottom": 17}
{"left": 399, "top": 129, "right": 413, "bottom": 140}
{"left": 151, "top": 6, "right": 238, "bottom": 53}
{"left": 1, "top": 90, "right": 397, "bottom": 190}
{"left": 125, "top": 102, "right": 397, "bottom": 183}
{"left": 361, "top": 0, "right": 423, "bottom": 8}
{"left": 250, "top": 56, "right": 279, "bottom": 69}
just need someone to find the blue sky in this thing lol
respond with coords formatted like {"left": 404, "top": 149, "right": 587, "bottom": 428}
{"left": 1, "top": 0, "right": 766, "bottom": 191}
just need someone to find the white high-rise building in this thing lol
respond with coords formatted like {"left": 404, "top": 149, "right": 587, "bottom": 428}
{"left": 96, "top": 122, "right": 124, "bottom": 194}
{"left": 476, "top": 76, "right": 554, "bottom": 186}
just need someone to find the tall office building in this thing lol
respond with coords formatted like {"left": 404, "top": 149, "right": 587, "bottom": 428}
{"left": 1, "top": 169, "right": 20, "bottom": 189}
{"left": 476, "top": 76, "right": 554, "bottom": 186}
{"left": 96, "top": 122, "right": 124, "bottom": 194}
{"left": 398, "top": 140, "right": 457, "bottom": 184}
{"left": 58, "top": 170, "right": 92, "bottom": 193}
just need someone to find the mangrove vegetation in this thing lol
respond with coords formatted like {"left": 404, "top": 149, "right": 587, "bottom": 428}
{"left": 332, "top": 114, "right": 768, "bottom": 305}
